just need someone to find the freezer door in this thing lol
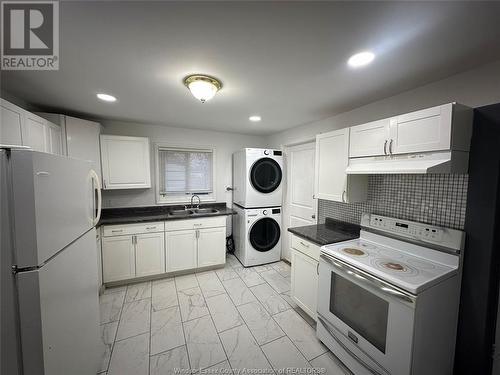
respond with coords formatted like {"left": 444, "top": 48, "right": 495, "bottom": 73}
{"left": 17, "top": 229, "right": 100, "bottom": 375}
{"left": 11, "top": 150, "right": 98, "bottom": 267}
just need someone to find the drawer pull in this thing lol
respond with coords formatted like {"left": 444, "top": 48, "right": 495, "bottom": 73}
{"left": 146, "top": 226, "right": 156, "bottom": 230}
{"left": 300, "top": 241, "right": 310, "bottom": 248}
{"left": 111, "top": 230, "right": 123, "bottom": 233}
{"left": 193, "top": 223, "right": 203, "bottom": 227}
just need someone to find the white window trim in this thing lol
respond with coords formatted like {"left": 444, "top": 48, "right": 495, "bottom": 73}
{"left": 154, "top": 143, "right": 217, "bottom": 204}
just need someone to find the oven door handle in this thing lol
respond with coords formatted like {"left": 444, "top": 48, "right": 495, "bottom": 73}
{"left": 317, "top": 314, "right": 387, "bottom": 375}
{"left": 320, "top": 253, "right": 417, "bottom": 306}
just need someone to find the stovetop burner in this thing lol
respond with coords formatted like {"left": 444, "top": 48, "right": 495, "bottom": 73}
{"left": 371, "top": 258, "right": 420, "bottom": 277}
{"left": 341, "top": 247, "right": 366, "bottom": 256}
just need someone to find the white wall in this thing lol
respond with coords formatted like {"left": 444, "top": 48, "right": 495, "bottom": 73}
{"left": 268, "top": 59, "right": 500, "bottom": 147}
{"left": 101, "top": 121, "right": 267, "bottom": 208}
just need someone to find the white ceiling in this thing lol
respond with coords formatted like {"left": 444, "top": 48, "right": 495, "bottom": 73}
{"left": 2, "top": 1, "right": 500, "bottom": 135}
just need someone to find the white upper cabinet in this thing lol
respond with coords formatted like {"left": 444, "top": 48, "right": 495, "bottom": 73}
{"left": 1, "top": 99, "right": 62, "bottom": 154}
{"left": 349, "top": 118, "right": 391, "bottom": 158}
{"left": 65, "top": 116, "right": 102, "bottom": 181}
{"left": 24, "top": 113, "right": 49, "bottom": 152}
{"left": 100, "top": 135, "right": 151, "bottom": 190}
{"left": 0, "top": 99, "right": 24, "bottom": 145}
{"left": 389, "top": 103, "right": 472, "bottom": 155}
{"left": 315, "top": 128, "right": 367, "bottom": 203}
{"left": 349, "top": 103, "right": 473, "bottom": 159}
{"left": 48, "top": 123, "right": 63, "bottom": 155}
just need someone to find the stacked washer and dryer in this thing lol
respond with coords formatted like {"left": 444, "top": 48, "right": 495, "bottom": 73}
{"left": 232, "top": 148, "right": 283, "bottom": 267}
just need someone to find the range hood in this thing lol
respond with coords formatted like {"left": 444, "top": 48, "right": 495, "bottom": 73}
{"left": 346, "top": 151, "right": 469, "bottom": 174}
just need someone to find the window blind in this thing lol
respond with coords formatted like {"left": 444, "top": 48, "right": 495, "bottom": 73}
{"left": 158, "top": 148, "right": 213, "bottom": 195}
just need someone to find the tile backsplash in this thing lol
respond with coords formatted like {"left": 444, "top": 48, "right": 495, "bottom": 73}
{"left": 318, "top": 174, "right": 468, "bottom": 230}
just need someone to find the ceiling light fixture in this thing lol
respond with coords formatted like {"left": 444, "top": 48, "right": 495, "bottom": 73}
{"left": 249, "top": 115, "right": 262, "bottom": 122}
{"left": 184, "top": 74, "right": 222, "bottom": 103}
{"left": 96, "top": 93, "right": 117, "bottom": 102}
{"left": 347, "top": 51, "right": 375, "bottom": 68}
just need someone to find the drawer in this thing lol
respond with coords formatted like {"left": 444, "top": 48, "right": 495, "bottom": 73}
{"left": 165, "top": 216, "right": 226, "bottom": 231}
{"left": 291, "top": 234, "right": 320, "bottom": 261}
{"left": 103, "top": 222, "right": 165, "bottom": 237}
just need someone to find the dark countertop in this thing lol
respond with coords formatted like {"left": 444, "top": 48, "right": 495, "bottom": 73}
{"left": 98, "top": 203, "right": 236, "bottom": 226}
{"left": 288, "top": 218, "right": 360, "bottom": 246}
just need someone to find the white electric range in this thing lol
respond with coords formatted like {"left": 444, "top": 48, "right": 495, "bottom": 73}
{"left": 316, "top": 213, "right": 465, "bottom": 375}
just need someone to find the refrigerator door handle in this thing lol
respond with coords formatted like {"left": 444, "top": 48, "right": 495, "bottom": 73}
{"left": 89, "top": 170, "right": 102, "bottom": 226}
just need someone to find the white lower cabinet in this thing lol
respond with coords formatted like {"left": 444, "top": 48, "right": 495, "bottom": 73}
{"left": 291, "top": 235, "right": 320, "bottom": 320}
{"left": 135, "top": 232, "right": 165, "bottom": 277}
{"left": 102, "top": 216, "right": 227, "bottom": 284}
{"left": 102, "top": 235, "right": 136, "bottom": 283}
{"left": 198, "top": 227, "right": 226, "bottom": 267}
{"left": 165, "top": 230, "right": 197, "bottom": 272}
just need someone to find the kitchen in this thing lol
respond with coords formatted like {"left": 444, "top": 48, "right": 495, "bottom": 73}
{"left": 1, "top": 2, "right": 500, "bottom": 375}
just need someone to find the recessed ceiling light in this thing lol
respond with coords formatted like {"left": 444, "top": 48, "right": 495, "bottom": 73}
{"left": 347, "top": 51, "right": 375, "bottom": 68}
{"left": 184, "top": 74, "right": 222, "bottom": 103}
{"left": 96, "top": 93, "right": 117, "bottom": 102}
{"left": 249, "top": 115, "right": 262, "bottom": 122}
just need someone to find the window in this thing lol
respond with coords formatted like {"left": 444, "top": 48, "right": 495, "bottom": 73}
{"left": 156, "top": 146, "right": 215, "bottom": 203}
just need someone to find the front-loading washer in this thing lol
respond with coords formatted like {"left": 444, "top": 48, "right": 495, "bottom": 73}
{"left": 232, "top": 148, "right": 283, "bottom": 208}
{"left": 232, "top": 204, "right": 281, "bottom": 267}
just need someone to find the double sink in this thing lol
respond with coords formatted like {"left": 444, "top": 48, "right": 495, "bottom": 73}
{"left": 169, "top": 207, "right": 219, "bottom": 217}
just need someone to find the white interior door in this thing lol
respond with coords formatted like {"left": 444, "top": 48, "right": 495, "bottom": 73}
{"left": 283, "top": 142, "right": 317, "bottom": 261}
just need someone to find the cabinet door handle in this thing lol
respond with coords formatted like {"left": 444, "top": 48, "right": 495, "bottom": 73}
{"left": 389, "top": 139, "right": 393, "bottom": 155}
{"left": 342, "top": 191, "right": 346, "bottom": 203}
{"left": 103, "top": 179, "right": 107, "bottom": 189}
{"left": 316, "top": 262, "right": 319, "bottom": 275}
{"left": 196, "top": 229, "right": 199, "bottom": 239}
{"left": 383, "top": 139, "right": 388, "bottom": 155}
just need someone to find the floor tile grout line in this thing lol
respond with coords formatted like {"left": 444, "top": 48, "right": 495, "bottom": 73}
{"left": 176, "top": 276, "right": 193, "bottom": 372}
{"left": 268, "top": 311, "right": 319, "bottom": 367}
{"left": 113, "top": 329, "right": 151, "bottom": 344}
{"left": 148, "top": 284, "right": 152, "bottom": 375}
{"left": 206, "top": 299, "right": 232, "bottom": 371}
{"left": 107, "top": 290, "right": 127, "bottom": 373}
{"left": 258, "top": 281, "right": 325, "bottom": 366}
{"left": 149, "top": 342, "right": 186, "bottom": 358}
{"left": 223, "top": 284, "right": 278, "bottom": 372}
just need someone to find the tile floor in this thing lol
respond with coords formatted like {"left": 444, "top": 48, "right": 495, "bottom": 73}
{"left": 98, "top": 254, "right": 351, "bottom": 375}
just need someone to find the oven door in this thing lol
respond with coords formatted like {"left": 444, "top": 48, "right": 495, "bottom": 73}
{"left": 317, "top": 253, "right": 416, "bottom": 375}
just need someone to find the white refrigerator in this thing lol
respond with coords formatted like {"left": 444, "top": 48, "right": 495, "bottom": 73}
{"left": 1, "top": 147, "right": 102, "bottom": 375}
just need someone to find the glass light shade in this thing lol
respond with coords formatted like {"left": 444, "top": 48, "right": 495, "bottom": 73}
{"left": 188, "top": 80, "right": 218, "bottom": 103}
{"left": 184, "top": 75, "right": 222, "bottom": 103}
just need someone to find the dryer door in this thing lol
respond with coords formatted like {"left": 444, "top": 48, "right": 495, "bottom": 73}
{"left": 249, "top": 217, "right": 281, "bottom": 252}
{"left": 250, "top": 158, "right": 282, "bottom": 193}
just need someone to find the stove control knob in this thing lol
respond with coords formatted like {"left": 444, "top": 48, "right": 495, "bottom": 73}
{"left": 263, "top": 210, "right": 268, "bottom": 215}
{"left": 264, "top": 150, "right": 270, "bottom": 155}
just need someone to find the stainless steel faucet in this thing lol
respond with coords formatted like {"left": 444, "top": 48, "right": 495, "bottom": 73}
{"left": 190, "top": 194, "right": 201, "bottom": 209}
